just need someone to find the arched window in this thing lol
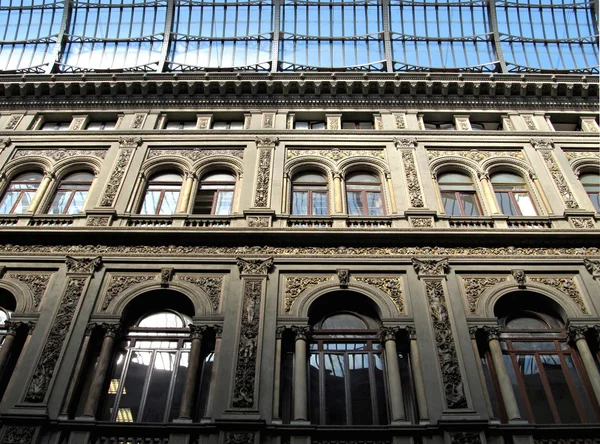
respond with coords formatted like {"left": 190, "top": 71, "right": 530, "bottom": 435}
{"left": 580, "top": 172, "right": 600, "bottom": 212}
{"left": 193, "top": 171, "right": 236, "bottom": 215}
{"left": 438, "top": 171, "right": 482, "bottom": 216}
{"left": 48, "top": 171, "right": 94, "bottom": 214}
{"left": 0, "top": 172, "right": 42, "bottom": 214}
{"left": 291, "top": 171, "right": 328, "bottom": 215}
{"left": 98, "top": 310, "right": 214, "bottom": 423}
{"left": 345, "top": 171, "right": 384, "bottom": 216}
{"left": 490, "top": 172, "right": 537, "bottom": 216}
{"left": 140, "top": 172, "right": 182, "bottom": 215}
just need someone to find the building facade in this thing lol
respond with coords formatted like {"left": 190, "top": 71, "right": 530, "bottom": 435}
{"left": 0, "top": 1, "right": 599, "bottom": 444}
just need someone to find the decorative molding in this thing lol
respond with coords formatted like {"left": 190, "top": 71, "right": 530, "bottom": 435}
{"left": 426, "top": 280, "right": 468, "bottom": 409}
{"left": 393, "top": 137, "right": 417, "bottom": 149}
{"left": 530, "top": 138, "right": 554, "bottom": 150}
{"left": 523, "top": 115, "right": 537, "bottom": 130}
{"left": 511, "top": 269, "right": 526, "bottom": 287}
{"left": 410, "top": 217, "right": 433, "bottom": 228}
{"left": 25, "top": 277, "right": 87, "bottom": 402}
{"left": 255, "top": 136, "right": 279, "bottom": 148}
{"left": 286, "top": 148, "right": 385, "bottom": 161}
{"left": 427, "top": 149, "right": 524, "bottom": 162}
{"left": 101, "top": 322, "right": 122, "bottom": 338}
{"left": 4, "top": 320, "right": 35, "bottom": 336}
{"left": 0, "top": 138, "right": 12, "bottom": 150}
{"left": 86, "top": 216, "right": 110, "bottom": 227}
{"left": 462, "top": 277, "right": 507, "bottom": 314}
{"left": 450, "top": 432, "right": 482, "bottom": 444}
{"left": 102, "top": 274, "right": 155, "bottom": 311}
{"left": 529, "top": 277, "right": 588, "bottom": 314}
{"left": 189, "top": 324, "right": 210, "bottom": 341}
{"left": 118, "top": 137, "right": 142, "bottom": 148}
{"left": 412, "top": 258, "right": 450, "bottom": 276}
{"left": 232, "top": 280, "right": 263, "bottom": 408}
{"left": 177, "top": 275, "right": 223, "bottom": 312}
{"left": 148, "top": 148, "right": 243, "bottom": 160}
{"left": 4, "top": 115, "right": 23, "bottom": 130}
{"left": 99, "top": 147, "right": 134, "bottom": 206}
{"left": 13, "top": 149, "right": 106, "bottom": 161}
{"left": 291, "top": 325, "right": 311, "bottom": 341}
{"left": 571, "top": 217, "right": 594, "bottom": 229}
{"left": 482, "top": 325, "right": 501, "bottom": 341}
{"left": 237, "top": 257, "right": 273, "bottom": 276}
{"left": 6, "top": 273, "right": 52, "bottom": 309}
{"left": 262, "top": 113, "right": 275, "bottom": 129}
{"left": 355, "top": 277, "right": 404, "bottom": 313}
{"left": 65, "top": 256, "right": 102, "bottom": 274}
{"left": 584, "top": 258, "right": 600, "bottom": 276}
{"left": 1, "top": 426, "right": 36, "bottom": 444}
{"left": 224, "top": 432, "right": 254, "bottom": 444}
{"left": 254, "top": 148, "right": 272, "bottom": 207}
{"left": 539, "top": 150, "right": 579, "bottom": 209}
{"left": 130, "top": 113, "right": 146, "bottom": 129}
{"left": 567, "top": 325, "right": 588, "bottom": 342}
{"left": 284, "top": 276, "right": 331, "bottom": 313}
{"left": 394, "top": 114, "right": 406, "bottom": 129}
{"left": 160, "top": 268, "right": 174, "bottom": 287}
{"left": 337, "top": 269, "right": 350, "bottom": 288}
{"left": 247, "top": 216, "right": 270, "bottom": 228}
{"left": 401, "top": 149, "right": 424, "bottom": 207}
{"left": 379, "top": 325, "right": 401, "bottom": 342}
{"left": 563, "top": 150, "right": 600, "bottom": 162}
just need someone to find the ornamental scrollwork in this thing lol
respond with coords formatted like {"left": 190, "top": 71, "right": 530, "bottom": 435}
{"left": 13, "top": 149, "right": 106, "bottom": 161}
{"left": 410, "top": 217, "right": 433, "bottom": 228}
{"left": 401, "top": 150, "right": 424, "bottom": 207}
{"left": 482, "top": 325, "right": 501, "bottom": 341}
{"left": 426, "top": 280, "right": 468, "bottom": 409}
{"left": 412, "top": 258, "right": 449, "bottom": 276}
{"left": 232, "top": 280, "right": 262, "bottom": 408}
{"left": 148, "top": 148, "right": 243, "bottom": 160}
{"left": 530, "top": 138, "right": 554, "bottom": 150}
{"left": 394, "top": 114, "right": 406, "bottom": 129}
{"left": 291, "top": 325, "right": 311, "bottom": 341}
{"left": 25, "top": 277, "right": 87, "bottom": 402}
{"left": 540, "top": 150, "right": 579, "bottom": 209}
{"left": 224, "top": 432, "right": 254, "bottom": 444}
{"left": 571, "top": 218, "right": 594, "bottom": 229}
{"left": 4, "top": 115, "right": 22, "bottom": 130}
{"left": 284, "top": 276, "right": 331, "bottom": 313}
{"left": 563, "top": 150, "right": 600, "bottom": 162}
{"left": 6, "top": 273, "right": 52, "bottom": 309}
{"left": 584, "top": 258, "right": 600, "bottom": 276}
{"left": 355, "top": 277, "right": 404, "bottom": 313}
{"left": 100, "top": 148, "right": 134, "bottom": 206}
{"left": 102, "top": 274, "right": 155, "bottom": 310}
{"left": 393, "top": 137, "right": 417, "bottom": 149}
{"left": 462, "top": 277, "right": 507, "bottom": 314}
{"left": 247, "top": 216, "right": 270, "bottom": 228}
{"left": 254, "top": 148, "right": 272, "bottom": 207}
{"left": 237, "top": 257, "right": 273, "bottom": 276}
{"left": 427, "top": 149, "right": 524, "bottom": 162}
{"left": 523, "top": 115, "right": 537, "bottom": 130}
{"left": 177, "top": 275, "right": 223, "bottom": 312}
{"left": 188, "top": 324, "right": 210, "bottom": 341}
{"left": 130, "top": 113, "right": 146, "bottom": 129}
{"left": 529, "top": 277, "right": 588, "bottom": 314}
{"left": 255, "top": 136, "right": 279, "bottom": 148}
{"left": 1, "top": 426, "right": 36, "bottom": 444}
{"left": 65, "top": 256, "right": 102, "bottom": 274}
{"left": 286, "top": 149, "right": 385, "bottom": 161}
{"left": 262, "top": 113, "right": 274, "bottom": 128}
{"left": 118, "top": 137, "right": 142, "bottom": 148}
{"left": 86, "top": 216, "right": 110, "bottom": 227}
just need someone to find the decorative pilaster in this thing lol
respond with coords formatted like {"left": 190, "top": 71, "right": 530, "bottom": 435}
{"left": 394, "top": 137, "right": 424, "bottom": 208}
{"left": 253, "top": 137, "right": 278, "bottom": 208}
{"left": 99, "top": 138, "right": 140, "bottom": 207}
{"left": 0, "top": 321, "right": 34, "bottom": 377}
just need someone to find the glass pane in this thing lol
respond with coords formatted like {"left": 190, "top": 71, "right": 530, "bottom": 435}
{"left": 294, "top": 172, "right": 327, "bottom": 183}
{"left": 324, "top": 353, "right": 347, "bottom": 425}
{"left": 516, "top": 354, "right": 554, "bottom": 423}
{"left": 347, "top": 172, "right": 379, "bottom": 183}
{"left": 312, "top": 192, "right": 328, "bottom": 215}
{"left": 442, "top": 192, "right": 461, "bottom": 216}
{"left": 491, "top": 172, "right": 525, "bottom": 184}
{"left": 506, "top": 317, "right": 549, "bottom": 330}
{"left": 116, "top": 350, "right": 152, "bottom": 422}
{"left": 158, "top": 191, "right": 180, "bottom": 215}
{"left": 564, "top": 355, "right": 596, "bottom": 423}
{"left": 138, "top": 312, "right": 185, "bottom": 328}
{"left": 140, "top": 191, "right": 161, "bottom": 215}
{"left": 496, "top": 192, "right": 518, "bottom": 216}
{"left": 347, "top": 191, "right": 363, "bottom": 215}
{"left": 374, "top": 354, "right": 388, "bottom": 424}
{"left": 460, "top": 193, "right": 480, "bottom": 216}
{"left": 142, "top": 352, "right": 177, "bottom": 422}
{"left": 503, "top": 354, "right": 527, "bottom": 419}
{"left": 480, "top": 356, "right": 500, "bottom": 418}
{"left": 511, "top": 342, "right": 556, "bottom": 351}
{"left": 541, "top": 354, "right": 580, "bottom": 423}
{"left": 292, "top": 191, "right": 308, "bottom": 215}
{"left": 214, "top": 191, "right": 233, "bottom": 215}
{"left": 514, "top": 193, "right": 537, "bottom": 216}
{"left": 438, "top": 172, "right": 473, "bottom": 185}
{"left": 67, "top": 191, "right": 88, "bottom": 214}
{"left": 48, "top": 191, "right": 69, "bottom": 214}
{"left": 196, "top": 352, "right": 214, "bottom": 418}
{"left": 309, "top": 353, "right": 321, "bottom": 423}
{"left": 321, "top": 314, "right": 367, "bottom": 330}
{"left": 366, "top": 192, "right": 383, "bottom": 216}
{"left": 588, "top": 193, "right": 600, "bottom": 212}
{"left": 349, "top": 353, "right": 373, "bottom": 424}
{"left": 169, "top": 351, "right": 188, "bottom": 421}
{"left": 100, "top": 349, "right": 127, "bottom": 420}
{"left": 0, "top": 192, "right": 19, "bottom": 213}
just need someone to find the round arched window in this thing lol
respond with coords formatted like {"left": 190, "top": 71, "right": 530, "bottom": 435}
{"left": 140, "top": 172, "right": 183, "bottom": 215}
{"left": 437, "top": 171, "right": 481, "bottom": 216}
{"left": 194, "top": 171, "right": 236, "bottom": 215}
{"left": 291, "top": 171, "right": 328, "bottom": 216}
{"left": 345, "top": 171, "right": 384, "bottom": 216}
{"left": 490, "top": 172, "right": 537, "bottom": 216}
{"left": 48, "top": 171, "right": 94, "bottom": 214}
{"left": 0, "top": 172, "right": 43, "bottom": 214}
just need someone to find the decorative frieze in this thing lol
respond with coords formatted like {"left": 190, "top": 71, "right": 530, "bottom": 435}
{"left": 426, "top": 280, "right": 468, "bottom": 409}
{"left": 393, "top": 137, "right": 417, "bottom": 149}
{"left": 401, "top": 150, "right": 424, "bottom": 207}
{"left": 118, "top": 137, "right": 142, "bottom": 148}
{"left": 570, "top": 217, "right": 595, "bottom": 229}
{"left": 225, "top": 432, "right": 254, "bottom": 444}
{"left": 6, "top": 273, "right": 52, "bottom": 309}
{"left": 25, "top": 277, "right": 87, "bottom": 402}
{"left": 450, "top": 432, "right": 482, "bottom": 444}
{"left": 394, "top": 114, "right": 406, "bottom": 129}
{"left": 529, "top": 277, "right": 588, "bottom": 314}
{"left": 427, "top": 149, "right": 524, "bottom": 162}
{"left": 563, "top": 150, "right": 600, "bottom": 162}
{"left": 177, "top": 275, "right": 223, "bottom": 312}
{"left": 86, "top": 216, "right": 111, "bottom": 227}
{"left": 410, "top": 217, "right": 433, "bottom": 228}
{"left": 584, "top": 258, "right": 600, "bottom": 276}
{"left": 462, "top": 277, "right": 507, "bottom": 314}
{"left": 355, "top": 277, "right": 404, "bottom": 313}
{"left": 1, "top": 426, "right": 36, "bottom": 444}
{"left": 247, "top": 216, "right": 270, "bottom": 228}
{"left": 99, "top": 148, "right": 134, "bottom": 207}
{"left": 539, "top": 150, "right": 579, "bottom": 209}
{"left": 102, "top": 274, "right": 155, "bottom": 310}
{"left": 148, "top": 148, "right": 243, "bottom": 160}
{"left": 130, "top": 113, "right": 146, "bottom": 129}
{"left": 254, "top": 147, "right": 272, "bottom": 207}
{"left": 286, "top": 148, "right": 385, "bottom": 161}
{"left": 13, "top": 149, "right": 106, "bottom": 161}
{"left": 284, "top": 276, "right": 331, "bottom": 313}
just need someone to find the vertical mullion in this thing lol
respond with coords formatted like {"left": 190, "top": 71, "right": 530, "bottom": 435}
{"left": 112, "top": 347, "right": 133, "bottom": 421}
{"left": 344, "top": 351, "right": 352, "bottom": 424}
{"left": 488, "top": 0, "right": 507, "bottom": 72}
{"left": 319, "top": 350, "right": 326, "bottom": 424}
{"left": 367, "top": 350, "right": 379, "bottom": 424}
{"left": 381, "top": 0, "right": 393, "bottom": 71}
{"left": 557, "top": 349, "right": 587, "bottom": 422}
{"left": 509, "top": 350, "right": 535, "bottom": 422}
{"left": 138, "top": 350, "right": 158, "bottom": 421}
{"left": 163, "top": 350, "right": 179, "bottom": 422}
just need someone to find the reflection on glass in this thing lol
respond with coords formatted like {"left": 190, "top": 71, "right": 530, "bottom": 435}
{"left": 0, "top": 172, "right": 42, "bottom": 214}
{"left": 541, "top": 354, "right": 579, "bottom": 423}
{"left": 517, "top": 354, "right": 554, "bottom": 423}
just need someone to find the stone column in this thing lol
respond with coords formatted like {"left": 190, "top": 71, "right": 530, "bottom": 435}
{"left": 468, "top": 327, "right": 494, "bottom": 417}
{"left": 0, "top": 321, "right": 31, "bottom": 376}
{"left": 177, "top": 324, "right": 209, "bottom": 420}
{"left": 202, "top": 325, "right": 222, "bottom": 420}
{"left": 291, "top": 325, "right": 310, "bottom": 422}
{"left": 333, "top": 172, "right": 343, "bottom": 214}
{"left": 385, "top": 172, "right": 398, "bottom": 214}
{"left": 478, "top": 172, "right": 500, "bottom": 215}
{"left": 272, "top": 326, "right": 286, "bottom": 419}
{"left": 176, "top": 172, "right": 195, "bottom": 213}
{"left": 61, "top": 323, "right": 96, "bottom": 417}
{"left": 482, "top": 326, "right": 521, "bottom": 421}
{"left": 281, "top": 173, "right": 290, "bottom": 214}
{"left": 81, "top": 323, "right": 121, "bottom": 418}
{"left": 568, "top": 326, "right": 600, "bottom": 404}
{"left": 27, "top": 171, "right": 53, "bottom": 213}
{"left": 431, "top": 175, "right": 445, "bottom": 214}
{"left": 405, "top": 326, "right": 428, "bottom": 421}
{"left": 380, "top": 327, "right": 405, "bottom": 422}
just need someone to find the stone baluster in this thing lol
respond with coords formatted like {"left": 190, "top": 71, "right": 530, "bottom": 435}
{"left": 291, "top": 325, "right": 310, "bottom": 422}
{"left": 177, "top": 324, "right": 209, "bottom": 420}
{"left": 568, "top": 325, "right": 600, "bottom": 404}
{"left": 380, "top": 326, "right": 405, "bottom": 422}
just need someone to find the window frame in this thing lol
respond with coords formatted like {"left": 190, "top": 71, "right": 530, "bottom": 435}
{"left": 139, "top": 172, "right": 183, "bottom": 216}
{"left": 490, "top": 172, "right": 538, "bottom": 216}
{"left": 193, "top": 171, "right": 237, "bottom": 215}
{"left": 291, "top": 172, "right": 329, "bottom": 216}
{"left": 345, "top": 172, "right": 385, "bottom": 216}
{"left": 579, "top": 172, "right": 600, "bottom": 213}
{"left": 0, "top": 172, "right": 43, "bottom": 214}
{"left": 437, "top": 172, "right": 483, "bottom": 216}
{"left": 47, "top": 171, "right": 94, "bottom": 215}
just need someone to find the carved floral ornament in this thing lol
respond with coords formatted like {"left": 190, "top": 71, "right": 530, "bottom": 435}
{"left": 427, "top": 149, "right": 525, "bottom": 162}
{"left": 13, "top": 149, "right": 107, "bottom": 161}
{"left": 118, "top": 137, "right": 142, "bottom": 148}
{"left": 65, "top": 256, "right": 102, "bottom": 274}
{"left": 148, "top": 148, "right": 243, "bottom": 161}
{"left": 412, "top": 257, "right": 450, "bottom": 276}
{"left": 286, "top": 148, "right": 385, "bottom": 161}
{"left": 4, "top": 272, "right": 52, "bottom": 309}
{"left": 237, "top": 257, "right": 274, "bottom": 276}
{"left": 584, "top": 258, "right": 600, "bottom": 276}
{"left": 0, "top": 138, "right": 12, "bottom": 150}
{"left": 255, "top": 136, "right": 279, "bottom": 148}
{"left": 393, "top": 137, "right": 417, "bottom": 149}
{"left": 563, "top": 150, "right": 600, "bottom": 162}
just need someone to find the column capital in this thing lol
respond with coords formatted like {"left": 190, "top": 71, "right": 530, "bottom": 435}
{"left": 393, "top": 137, "right": 417, "bottom": 149}
{"left": 412, "top": 257, "right": 450, "bottom": 277}
{"left": 482, "top": 325, "right": 501, "bottom": 341}
{"left": 567, "top": 325, "right": 589, "bottom": 342}
{"left": 584, "top": 258, "right": 600, "bottom": 277}
{"left": 236, "top": 257, "right": 274, "bottom": 276}
{"left": 3, "top": 320, "right": 32, "bottom": 336}
{"left": 477, "top": 171, "right": 490, "bottom": 181}
{"left": 189, "top": 324, "right": 210, "bottom": 340}
{"left": 65, "top": 255, "right": 102, "bottom": 274}
{"left": 380, "top": 326, "right": 401, "bottom": 342}
{"left": 213, "top": 324, "right": 223, "bottom": 338}
{"left": 276, "top": 325, "right": 287, "bottom": 339}
{"left": 101, "top": 322, "right": 122, "bottom": 338}
{"left": 291, "top": 325, "right": 310, "bottom": 341}
{"left": 468, "top": 326, "right": 479, "bottom": 339}
{"left": 405, "top": 325, "right": 417, "bottom": 340}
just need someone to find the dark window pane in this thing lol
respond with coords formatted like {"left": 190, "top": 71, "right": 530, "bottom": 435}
{"left": 541, "top": 354, "right": 580, "bottom": 423}
{"left": 517, "top": 354, "right": 554, "bottom": 423}
{"left": 349, "top": 353, "right": 373, "bottom": 424}
{"left": 324, "top": 353, "right": 347, "bottom": 424}
{"left": 480, "top": 356, "right": 500, "bottom": 418}
{"left": 142, "top": 352, "right": 176, "bottom": 422}
{"left": 169, "top": 351, "right": 189, "bottom": 421}
{"left": 496, "top": 192, "right": 518, "bottom": 216}
{"left": 309, "top": 353, "right": 321, "bottom": 423}
{"left": 460, "top": 193, "right": 480, "bottom": 216}
{"left": 442, "top": 192, "right": 461, "bottom": 215}
{"left": 116, "top": 350, "right": 152, "bottom": 422}
{"left": 196, "top": 352, "right": 214, "bottom": 418}
{"left": 564, "top": 355, "right": 596, "bottom": 423}
{"left": 100, "top": 348, "right": 127, "bottom": 420}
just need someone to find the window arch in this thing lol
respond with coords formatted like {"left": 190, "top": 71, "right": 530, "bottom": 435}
{"left": 193, "top": 170, "right": 236, "bottom": 215}
{"left": 0, "top": 172, "right": 43, "bottom": 214}
{"left": 579, "top": 172, "right": 600, "bottom": 212}
{"left": 437, "top": 171, "right": 482, "bottom": 216}
{"left": 490, "top": 171, "right": 537, "bottom": 216}
{"left": 48, "top": 171, "right": 94, "bottom": 214}
{"left": 139, "top": 172, "right": 183, "bottom": 215}
{"left": 345, "top": 171, "right": 384, "bottom": 216}
{"left": 291, "top": 171, "right": 328, "bottom": 216}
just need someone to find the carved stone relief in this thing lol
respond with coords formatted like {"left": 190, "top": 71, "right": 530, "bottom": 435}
{"left": 410, "top": 217, "right": 433, "bottom": 228}
{"left": 224, "top": 432, "right": 254, "bottom": 444}
{"left": 160, "top": 268, "right": 174, "bottom": 287}
{"left": 0, "top": 138, "right": 11, "bottom": 150}
{"left": 393, "top": 137, "right": 417, "bottom": 149}
{"left": 130, "top": 113, "right": 146, "bottom": 129}
{"left": 584, "top": 258, "right": 600, "bottom": 276}
{"left": 563, "top": 150, "right": 600, "bottom": 162}
{"left": 6, "top": 273, "right": 52, "bottom": 309}
{"left": 148, "top": 148, "right": 243, "bottom": 160}
{"left": 237, "top": 257, "right": 273, "bottom": 276}
{"left": 254, "top": 148, "right": 272, "bottom": 207}
{"left": 450, "top": 432, "right": 482, "bottom": 444}
{"left": 102, "top": 274, "right": 155, "bottom": 310}
{"left": 1, "top": 426, "right": 36, "bottom": 444}
{"left": 412, "top": 258, "right": 450, "bottom": 276}
{"left": 118, "top": 137, "right": 142, "bottom": 148}
{"left": 86, "top": 216, "right": 111, "bottom": 227}
{"left": 286, "top": 149, "right": 385, "bottom": 161}
{"left": 401, "top": 150, "right": 424, "bottom": 207}
{"left": 529, "top": 277, "right": 588, "bottom": 314}
{"left": 13, "top": 149, "right": 106, "bottom": 161}
{"left": 247, "top": 216, "right": 270, "bottom": 228}
{"left": 70, "top": 117, "right": 86, "bottom": 131}
{"left": 374, "top": 115, "right": 383, "bottom": 130}
{"left": 530, "top": 138, "right": 554, "bottom": 150}
{"left": 337, "top": 269, "right": 350, "bottom": 288}
{"left": 540, "top": 150, "right": 579, "bottom": 209}
{"left": 355, "top": 277, "right": 405, "bottom": 313}
{"left": 25, "top": 277, "right": 87, "bottom": 402}
{"left": 511, "top": 269, "right": 526, "bottom": 287}
{"left": 255, "top": 137, "right": 279, "bottom": 148}
{"left": 523, "top": 115, "right": 537, "bottom": 130}
{"left": 462, "top": 277, "right": 507, "bottom": 314}
{"left": 571, "top": 217, "right": 595, "bottom": 229}
{"left": 262, "top": 113, "right": 274, "bottom": 129}
{"left": 427, "top": 149, "right": 525, "bottom": 162}
{"left": 99, "top": 148, "right": 134, "bottom": 207}
{"left": 232, "top": 279, "right": 263, "bottom": 408}
{"left": 394, "top": 114, "right": 406, "bottom": 129}
{"left": 4, "top": 115, "right": 23, "bottom": 130}
{"left": 284, "top": 276, "right": 331, "bottom": 313}
{"left": 65, "top": 256, "right": 102, "bottom": 274}
{"left": 426, "top": 280, "right": 468, "bottom": 409}
{"left": 177, "top": 275, "right": 223, "bottom": 312}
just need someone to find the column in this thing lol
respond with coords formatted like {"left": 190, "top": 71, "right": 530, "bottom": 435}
{"left": 291, "top": 325, "right": 310, "bottom": 422}
{"left": 281, "top": 174, "right": 289, "bottom": 214}
{"left": 81, "top": 323, "right": 121, "bottom": 418}
{"left": 333, "top": 172, "right": 343, "bottom": 214}
{"left": 385, "top": 172, "right": 398, "bottom": 214}
{"left": 405, "top": 326, "right": 429, "bottom": 421}
{"left": 482, "top": 326, "right": 521, "bottom": 421}
{"left": 468, "top": 327, "right": 494, "bottom": 417}
{"left": 272, "top": 326, "right": 286, "bottom": 419}
{"left": 202, "top": 325, "right": 222, "bottom": 420}
{"left": 0, "top": 321, "right": 30, "bottom": 376}
{"left": 380, "top": 327, "right": 405, "bottom": 422}
{"left": 568, "top": 326, "right": 600, "bottom": 404}
{"left": 478, "top": 172, "right": 500, "bottom": 215}
{"left": 176, "top": 172, "right": 195, "bottom": 213}
{"left": 27, "top": 171, "right": 54, "bottom": 213}
{"left": 177, "top": 324, "right": 208, "bottom": 420}
{"left": 61, "top": 323, "right": 96, "bottom": 417}
{"left": 431, "top": 175, "right": 445, "bottom": 214}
